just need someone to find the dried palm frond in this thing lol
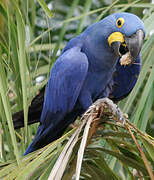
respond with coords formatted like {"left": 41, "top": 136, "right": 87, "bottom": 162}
{"left": 0, "top": 98, "right": 153, "bottom": 180}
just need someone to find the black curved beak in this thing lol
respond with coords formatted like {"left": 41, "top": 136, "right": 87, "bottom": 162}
{"left": 111, "top": 29, "right": 144, "bottom": 64}
{"left": 124, "top": 29, "right": 144, "bottom": 63}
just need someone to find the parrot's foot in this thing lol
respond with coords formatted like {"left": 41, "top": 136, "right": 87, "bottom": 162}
{"left": 92, "top": 98, "right": 125, "bottom": 124}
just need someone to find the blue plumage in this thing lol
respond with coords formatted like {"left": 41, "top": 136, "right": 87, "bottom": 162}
{"left": 111, "top": 55, "right": 141, "bottom": 101}
{"left": 25, "top": 12, "right": 145, "bottom": 155}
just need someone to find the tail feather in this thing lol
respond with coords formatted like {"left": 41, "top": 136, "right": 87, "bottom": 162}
{"left": 12, "top": 87, "right": 45, "bottom": 129}
{"left": 24, "top": 109, "right": 80, "bottom": 155}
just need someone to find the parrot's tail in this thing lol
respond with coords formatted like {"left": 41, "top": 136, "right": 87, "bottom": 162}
{"left": 12, "top": 87, "right": 45, "bottom": 129}
{"left": 24, "top": 110, "right": 80, "bottom": 155}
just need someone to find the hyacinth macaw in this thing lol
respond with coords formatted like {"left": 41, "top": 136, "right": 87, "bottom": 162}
{"left": 24, "top": 12, "right": 145, "bottom": 155}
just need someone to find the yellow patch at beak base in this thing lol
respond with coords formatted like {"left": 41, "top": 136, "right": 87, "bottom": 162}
{"left": 108, "top": 32, "right": 125, "bottom": 47}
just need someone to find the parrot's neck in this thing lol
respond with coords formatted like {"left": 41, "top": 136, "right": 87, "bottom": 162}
{"left": 81, "top": 20, "right": 119, "bottom": 72}
{"left": 81, "top": 33, "right": 118, "bottom": 72}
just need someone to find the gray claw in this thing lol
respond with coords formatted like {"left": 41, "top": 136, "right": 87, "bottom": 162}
{"left": 94, "top": 98, "right": 125, "bottom": 124}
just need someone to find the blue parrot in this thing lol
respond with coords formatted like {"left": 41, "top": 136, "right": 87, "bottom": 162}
{"left": 24, "top": 12, "right": 145, "bottom": 155}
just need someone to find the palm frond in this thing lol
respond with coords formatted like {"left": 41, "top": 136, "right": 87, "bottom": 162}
{"left": 0, "top": 98, "right": 153, "bottom": 179}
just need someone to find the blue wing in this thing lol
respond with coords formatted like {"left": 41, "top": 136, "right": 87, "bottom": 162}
{"left": 24, "top": 47, "right": 88, "bottom": 154}
{"left": 110, "top": 55, "right": 141, "bottom": 101}
{"left": 44, "top": 48, "right": 88, "bottom": 115}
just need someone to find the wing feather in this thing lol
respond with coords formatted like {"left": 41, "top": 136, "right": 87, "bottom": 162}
{"left": 41, "top": 46, "right": 88, "bottom": 123}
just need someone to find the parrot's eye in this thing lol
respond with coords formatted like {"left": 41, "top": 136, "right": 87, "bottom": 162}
{"left": 116, "top": 18, "right": 125, "bottom": 28}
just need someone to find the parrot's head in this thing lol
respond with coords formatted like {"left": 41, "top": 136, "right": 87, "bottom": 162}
{"left": 106, "top": 12, "right": 145, "bottom": 65}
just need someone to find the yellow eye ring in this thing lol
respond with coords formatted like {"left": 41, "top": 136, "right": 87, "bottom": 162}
{"left": 116, "top": 18, "right": 125, "bottom": 28}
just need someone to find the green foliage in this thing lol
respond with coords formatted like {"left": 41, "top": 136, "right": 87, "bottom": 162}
{"left": 0, "top": 101, "right": 153, "bottom": 179}
{"left": 0, "top": 0, "right": 153, "bottom": 179}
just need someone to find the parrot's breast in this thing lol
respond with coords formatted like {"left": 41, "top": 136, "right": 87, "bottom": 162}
{"left": 82, "top": 66, "right": 116, "bottom": 101}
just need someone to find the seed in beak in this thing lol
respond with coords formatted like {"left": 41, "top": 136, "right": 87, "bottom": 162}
{"left": 120, "top": 52, "right": 132, "bottom": 66}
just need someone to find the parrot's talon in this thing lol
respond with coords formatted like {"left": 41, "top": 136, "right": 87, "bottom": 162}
{"left": 93, "top": 98, "right": 125, "bottom": 123}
